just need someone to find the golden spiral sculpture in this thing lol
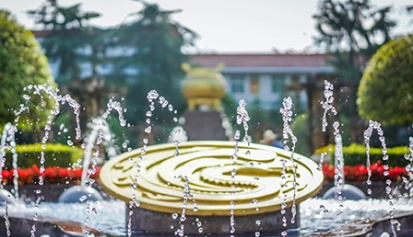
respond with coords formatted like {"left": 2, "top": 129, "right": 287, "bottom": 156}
{"left": 100, "top": 141, "right": 323, "bottom": 216}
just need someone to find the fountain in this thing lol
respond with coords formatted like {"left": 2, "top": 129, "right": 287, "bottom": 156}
{"left": 58, "top": 114, "right": 122, "bottom": 204}
{"left": 0, "top": 77, "right": 413, "bottom": 236}
{"left": 99, "top": 141, "right": 323, "bottom": 235}
{"left": 0, "top": 123, "right": 18, "bottom": 204}
{"left": 59, "top": 99, "right": 126, "bottom": 201}
{"left": 98, "top": 68, "right": 322, "bottom": 235}
{"left": 320, "top": 81, "right": 366, "bottom": 201}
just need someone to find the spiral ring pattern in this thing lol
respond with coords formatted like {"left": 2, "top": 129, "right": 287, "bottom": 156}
{"left": 100, "top": 141, "right": 323, "bottom": 216}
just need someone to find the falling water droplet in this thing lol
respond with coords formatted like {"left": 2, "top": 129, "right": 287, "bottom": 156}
{"left": 143, "top": 138, "right": 149, "bottom": 144}
{"left": 79, "top": 195, "right": 87, "bottom": 202}
{"left": 234, "top": 130, "right": 241, "bottom": 140}
{"left": 130, "top": 183, "right": 137, "bottom": 190}
{"left": 319, "top": 205, "right": 328, "bottom": 213}
{"left": 147, "top": 90, "right": 159, "bottom": 101}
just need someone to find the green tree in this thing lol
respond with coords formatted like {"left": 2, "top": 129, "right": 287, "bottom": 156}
{"left": 357, "top": 35, "right": 413, "bottom": 125}
{"left": 313, "top": 0, "right": 395, "bottom": 83}
{"left": 0, "top": 10, "right": 57, "bottom": 131}
{"left": 313, "top": 0, "right": 396, "bottom": 142}
{"left": 113, "top": 1, "right": 198, "bottom": 142}
{"left": 27, "top": 0, "right": 102, "bottom": 84}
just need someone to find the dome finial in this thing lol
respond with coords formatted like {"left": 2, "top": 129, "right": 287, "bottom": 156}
{"left": 181, "top": 64, "right": 227, "bottom": 111}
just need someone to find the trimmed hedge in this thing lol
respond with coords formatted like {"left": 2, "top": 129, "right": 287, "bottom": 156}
{"left": 358, "top": 34, "right": 413, "bottom": 125}
{"left": 0, "top": 10, "right": 56, "bottom": 131}
{"left": 2, "top": 143, "right": 83, "bottom": 169}
{"left": 315, "top": 143, "right": 411, "bottom": 167}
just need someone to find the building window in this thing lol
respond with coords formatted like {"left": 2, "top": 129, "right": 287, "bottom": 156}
{"left": 271, "top": 74, "right": 285, "bottom": 93}
{"left": 250, "top": 74, "right": 259, "bottom": 94}
{"left": 230, "top": 75, "right": 245, "bottom": 93}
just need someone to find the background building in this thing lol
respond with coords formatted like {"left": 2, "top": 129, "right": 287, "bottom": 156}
{"left": 190, "top": 53, "right": 337, "bottom": 152}
{"left": 190, "top": 53, "right": 335, "bottom": 111}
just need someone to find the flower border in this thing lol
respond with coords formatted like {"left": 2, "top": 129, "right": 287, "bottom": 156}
{"left": 1, "top": 165, "right": 100, "bottom": 185}
{"left": 322, "top": 161, "right": 408, "bottom": 183}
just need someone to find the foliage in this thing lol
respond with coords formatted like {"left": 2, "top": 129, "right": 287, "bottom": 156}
{"left": 26, "top": 1, "right": 198, "bottom": 146}
{"left": 2, "top": 143, "right": 83, "bottom": 168}
{"left": 313, "top": 0, "right": 396, "bottom": 79}
{"left": 28, "top": 0, "right": 103, "bottom": 84}
{"left": 1, "top": 164, "right": 100, "bottom": 185}
{"left": 322, "top": 161, "right": 407, "bottom": 183}
{"left": 0, "top": 10, "right": 57, "bottom": 131}
{"left": 313, "top": 0, "right": 397, "bottom": 138}
{"left": 357, "top": 35, "right": 413, "bottom": 125}
{"left": 113, "top": 1, "right": 198, "bottom": 131}
{"left": 316, "top": 143, "right": 411, "bottom": 167}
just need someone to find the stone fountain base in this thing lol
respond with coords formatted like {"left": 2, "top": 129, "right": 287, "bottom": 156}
{"left": 128, "top": 205, "right": 299, "bottom": 235}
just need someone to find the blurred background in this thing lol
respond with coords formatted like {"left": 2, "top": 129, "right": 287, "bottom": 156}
{"left": 1, "top": 0, "right": 412, "bottom": 160}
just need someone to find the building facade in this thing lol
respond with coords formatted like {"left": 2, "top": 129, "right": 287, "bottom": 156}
{"left": 190, "top": 53, "right": 335, "bottom": 111}
{"left": 190, "top": 53, "right": 337, "bottom": 152}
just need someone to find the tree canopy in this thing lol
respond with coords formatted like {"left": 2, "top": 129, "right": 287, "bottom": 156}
{"left": 27, "top": 0, "right": 102, "bottom": 84}
{"left": 0, "top": 10, "right": 57, "bottom": 131}
{"left": 313, "top": 0, "right": 396, "bottom": 84}
{"left": 312, "top": 0, "right": 397, "bottom": 143}
{"left": 26, "top": 0, "right": 198, "bottom": 146}
{"left": 357, "top": 34, "right": 413, "bottom": 125}
{"left": 112, "top": 1, "right": 198, "bottom": 140}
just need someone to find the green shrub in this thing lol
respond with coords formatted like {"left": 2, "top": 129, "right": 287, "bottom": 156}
{"left": 2, "top": 143, "right": 83, "bottom": 169}
{"left": 0, "top": 10, "right": 57, "bottom": 131}
{"left": 315, "top": 143, "right": 410, "bottom": 167}
{"left": 358, "top": 34, "right": 413, "bottom": 125}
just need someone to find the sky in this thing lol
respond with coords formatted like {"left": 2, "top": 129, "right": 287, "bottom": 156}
{"left": 1, "top": 0, "right": 412, "bottom": 53}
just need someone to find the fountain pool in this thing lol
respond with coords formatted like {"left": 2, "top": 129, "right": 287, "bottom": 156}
{"left": 1, "top": 82, "right": 412, "bottom": 236}
{"left": 2, "top": 197, "right": 413, "bottom": 236}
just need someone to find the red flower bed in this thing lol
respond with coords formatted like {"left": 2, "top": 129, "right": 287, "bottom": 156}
{"left": 1, "top": 165, "right": 100, "bottom": 185}
{"left": 322, "top": 161, "right": 409, "bottom": 183}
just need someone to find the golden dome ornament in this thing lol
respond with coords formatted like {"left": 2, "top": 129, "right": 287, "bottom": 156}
{"left": 181, "top": 63, "right": 227, "bottom": 111}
